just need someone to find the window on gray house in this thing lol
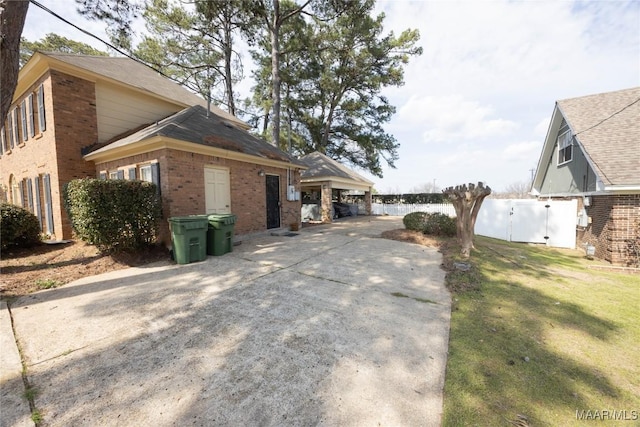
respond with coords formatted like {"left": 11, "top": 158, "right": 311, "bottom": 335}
{"left": 557, "top": 130, "right": 573, "bottom": 165}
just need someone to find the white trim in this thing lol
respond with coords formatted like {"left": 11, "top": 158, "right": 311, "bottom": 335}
{"left": 84, "top": 135, "right": 306, "bottom": 171}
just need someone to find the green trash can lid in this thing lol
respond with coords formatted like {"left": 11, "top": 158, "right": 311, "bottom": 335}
{"left": 169, "top": 215, "right": 209, "bottom": 228}
{"left": 208, "top": 214, "right": 236, "bottom": 225}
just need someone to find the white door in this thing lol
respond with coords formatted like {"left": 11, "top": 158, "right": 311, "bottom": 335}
{"left": 204, "top": 167, "right": 231, "bottom": 214}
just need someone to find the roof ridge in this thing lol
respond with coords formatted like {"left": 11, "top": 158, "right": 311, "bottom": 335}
{"left": 558, "top": 86, "right": 640, "bottom": 103}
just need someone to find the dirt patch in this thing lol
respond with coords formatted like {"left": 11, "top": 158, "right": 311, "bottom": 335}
{"left": 0, "top": 241, "right": 169, "bottom": 299}
{"left": 380, "top": 229, "right": 443, "bottom": 247}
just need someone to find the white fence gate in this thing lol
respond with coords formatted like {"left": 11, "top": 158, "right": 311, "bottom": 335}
{"left": 475, "top": 199, "right": 577, "bottom": 249}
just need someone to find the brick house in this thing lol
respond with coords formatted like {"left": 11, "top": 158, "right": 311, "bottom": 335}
{"left": 531, "top": 87, "right": 640, "bottom": 266}
{"left": 0, "top": 52, "right": 303, "bottom": 244}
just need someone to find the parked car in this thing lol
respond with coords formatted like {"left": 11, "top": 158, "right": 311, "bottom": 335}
{"left": 333, "top": 202, "right": 353, "bottom": 218}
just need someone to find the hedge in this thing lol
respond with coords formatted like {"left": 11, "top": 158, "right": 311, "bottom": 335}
{"left": 63, "top": 178, "right": 162, "bottom": 252}
{"left": 0, "top": 203, "right": 42, "bottom": 250}
{"left": 403, "top": 211, "right": 457, "bottom": 237}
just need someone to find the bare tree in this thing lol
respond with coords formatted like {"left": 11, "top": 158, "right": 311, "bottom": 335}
{"left": 444, "top": 182, "right": 492, "bottom": 258}
{"left": 410, "top": 182, "right": 439, "bottom": 193}
{"left": 492, "top": 180, "right": 533, "bottom": 199}
{"left": 0, "top": 0, "right": 30, "bottom": 124}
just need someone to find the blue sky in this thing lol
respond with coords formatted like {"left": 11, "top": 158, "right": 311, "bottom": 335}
{"left": 22, "top": 0, "right": 640, "bottom": 193}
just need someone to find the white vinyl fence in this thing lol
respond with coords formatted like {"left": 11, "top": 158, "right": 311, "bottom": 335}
{"left": 370, "top": 199, "right": 578, "bottom": 249}
{"left": 371, "top": 203, "right": 456, "bottom": 217}
{"left": 475, "top": 199, "right": 578, "bottom": 249}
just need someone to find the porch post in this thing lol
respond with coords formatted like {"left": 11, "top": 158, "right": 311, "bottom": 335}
{"left": 365, "top": 188, "right": 372, "bottom": 216}
{"left": 321, "top": 182, "right": 333, "bottom": 222}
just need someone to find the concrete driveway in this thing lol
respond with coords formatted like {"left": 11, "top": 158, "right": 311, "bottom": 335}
{"left": 1, "top": 217, "right": 450, "bottom": 427}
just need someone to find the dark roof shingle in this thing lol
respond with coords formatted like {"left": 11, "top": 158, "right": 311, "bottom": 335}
{"left": 300, "top": 152, "right": 373, "bottom": 185}
{"left": 87, "top": 105, "right": 303, "bottom": 166}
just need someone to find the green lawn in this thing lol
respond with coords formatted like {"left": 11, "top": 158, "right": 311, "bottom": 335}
{"left": 442, "top": 236, "right": 640, "bottom": 427}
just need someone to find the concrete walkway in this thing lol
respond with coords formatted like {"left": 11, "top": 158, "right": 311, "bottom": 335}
{"left": 1, "top": 217, "right": 450, "bottom": 427}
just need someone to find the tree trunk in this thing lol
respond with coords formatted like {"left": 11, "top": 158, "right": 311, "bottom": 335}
{"left": 0, "top": 0, "right": 30, "bottom": 125}
{"left": 223, "top": 18, "right": 236, "bottom": 116}
{"left": 270, "top": 0, "right": 281, "bottom": 147}
{"left": 444, "top": 182, "right": 492, "bottom": 258}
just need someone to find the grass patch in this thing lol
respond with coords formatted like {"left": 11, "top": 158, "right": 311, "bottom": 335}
{"left": 31, "top": 410, "right": 43, "bottom": 424}
{"left": 442, "top": 236, "right": 640, "bottom": 426}
{"left": 34, "top": 278, "right": 63, "bottom": 290}
{"left": 22, "top": 386, "right": 38, "bottom": 401}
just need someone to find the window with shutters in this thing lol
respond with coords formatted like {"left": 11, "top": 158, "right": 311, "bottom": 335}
{"left": 7, "top": 109, "right": 15, "bottom": 149}
{"left": 28, "top": 93, "right": 36, "bottom": 137}
{"left": 10, "top": 175, "right": 20, "bottom": 206}
{"left": 20, "top": 100, "right": 28, "bottom": 143}
{"left": 109, "top": 171, "right": 119, "bottom": 180}
{"left": 37, "top": 84, "right": 47, "bottom": 132}
{"left": 12, "top": 107, "right": 21, "bottom": 146}
{"left": 140, "top": 165, "right": 152, "bottom": 183}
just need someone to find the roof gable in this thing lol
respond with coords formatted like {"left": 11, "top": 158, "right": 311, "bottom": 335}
{"left": 17, "top": 52, "right": 248, "bottom": 130}
{"left": 300, "top": 152, "right": 373, "bottom": 186}
{"left": 557, "top": 87, "right": 640, "bottom": 187}
{"left": 534, "top": 87, "right": 640, "bottom": 192}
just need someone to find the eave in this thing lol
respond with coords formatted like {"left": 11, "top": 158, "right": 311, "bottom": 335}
{"left": 83, "top": 135, "right": 307, "bottom": 171}
{"left": 301, "top": 176, "right": 372, "bottom": 191}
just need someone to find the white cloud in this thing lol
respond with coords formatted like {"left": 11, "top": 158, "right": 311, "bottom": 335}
{"left": 534, "top": 118, "right": 551, "bottom": 137}
{"left": 501, "top": 141, "right": 541, "bottom": 162}
{"left": 398, "top": 95, "right": 518, "bottom": 143}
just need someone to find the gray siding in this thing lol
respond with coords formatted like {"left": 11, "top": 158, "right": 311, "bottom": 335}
{"left": 539, "top": 137, "right": 597, "bottom": 194}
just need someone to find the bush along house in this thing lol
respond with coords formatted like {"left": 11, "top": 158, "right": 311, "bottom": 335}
{"left": 531, "top": 87, "right": 640, "bottom": 266}
{"left": 0, "top": 52, "right": 304, "bottom": 245}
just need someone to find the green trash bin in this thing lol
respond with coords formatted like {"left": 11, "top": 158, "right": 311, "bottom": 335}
{"left": 169, "top": 216, "right": 208, "bottom": 264}
{"left": 207, "top": 214, "right": 237, "bottom": 256}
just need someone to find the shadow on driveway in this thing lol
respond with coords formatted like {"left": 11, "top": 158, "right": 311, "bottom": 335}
{"left": 8, "top": 217, "right": 450, "bottom": 426}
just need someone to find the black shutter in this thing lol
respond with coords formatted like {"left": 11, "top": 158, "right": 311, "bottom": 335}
{"left": 43, "top": 173, "right": 54, "bottom": 234}
{"left": 128, "top": 168, "right": 136, "bottom": 180}
{"left": 34, "top": 176, "right": 42, "bottom": 227}
{"left": 27, "top": 178, "right": 34, "bottom": 212}
{"left": 151, "top": 163, "right": 161, "bottom": 195}
{"left": 117, "top": 170, "right": 124, "bottom": 180}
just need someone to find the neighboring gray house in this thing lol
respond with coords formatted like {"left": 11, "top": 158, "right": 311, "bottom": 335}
{"left": 299, "top": 151, "right": 373, "bottom": 223}
{"left": 531, "top": 87, "right": 640, "bottom": 266}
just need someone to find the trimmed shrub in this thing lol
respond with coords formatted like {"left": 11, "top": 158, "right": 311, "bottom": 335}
{"left": 423, "top": 212, "right": 457, "bottom": 237}
{"left": 403, "top": 212, "right": 429, "bottom": 231}
{"left": 1, "top": 203, "right": 42, "bottom": 250}
{"left": 63, "top": 178, "right": 162, "bottom": 252}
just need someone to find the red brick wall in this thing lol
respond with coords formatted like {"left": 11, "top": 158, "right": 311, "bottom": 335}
{"left": 95, "top": 148, "right": 302, "bottom": 246}
{"left": 578, "top": 194, "right": 640, "bottom": 266}
{"left": 50, "top": 70, "right": 99, "bottom": 238}
{"left": 0, "top": 70, "right": 97, "bottom": 239}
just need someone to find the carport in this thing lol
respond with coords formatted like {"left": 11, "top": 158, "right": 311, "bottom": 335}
{"left": 299, "top": 152, "right": 373, "bottom": 223}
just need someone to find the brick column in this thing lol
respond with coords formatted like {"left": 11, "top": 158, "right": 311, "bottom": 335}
{"left": 321, "top": 182, "right": 332, "bottom": 222}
